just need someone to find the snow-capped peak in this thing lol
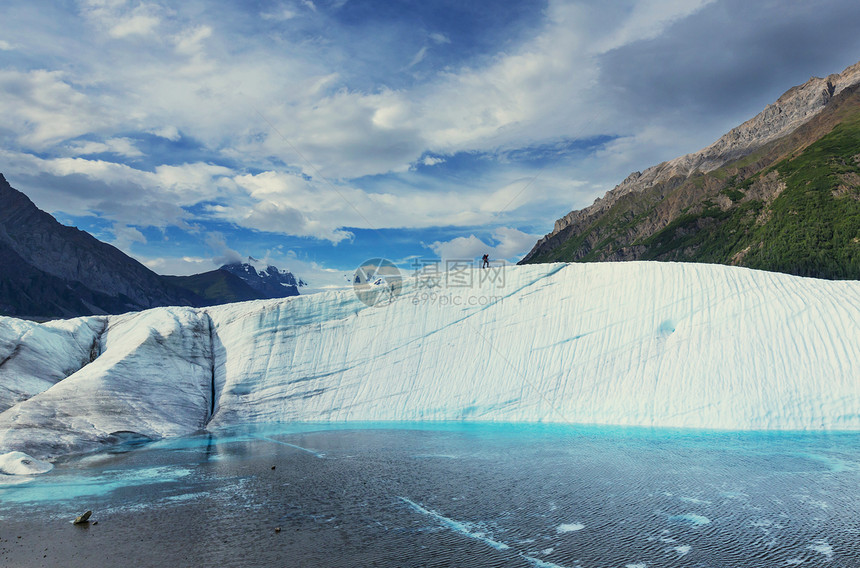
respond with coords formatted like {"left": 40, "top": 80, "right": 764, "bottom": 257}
{"left": 221, "top": 259, "right": 305, "bottom": 298}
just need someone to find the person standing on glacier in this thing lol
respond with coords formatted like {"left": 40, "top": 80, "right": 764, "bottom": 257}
{"left": 482, "top": 254, "right": 490, "bottom": 268}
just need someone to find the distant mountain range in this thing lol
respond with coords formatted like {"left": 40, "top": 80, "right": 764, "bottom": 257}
{"left": 164, "top": 258, "right": 305, "bottom": 304}
{"left": 521, "top": 61, "right": 860, "bottom": 280}
{"left": 0, "top": 175, "right": 303, "bottom": 319}
{"left": 221, "top": 258, "right": 306, "bottom": 297}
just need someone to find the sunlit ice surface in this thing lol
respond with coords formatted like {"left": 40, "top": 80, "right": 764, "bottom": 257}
{"left": 1, "top": 422, "right": 858, "bottom": 567}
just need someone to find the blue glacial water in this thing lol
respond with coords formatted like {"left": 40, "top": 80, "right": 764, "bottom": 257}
{"left": 0, "top": 423, "right": 858, "bottom": 567}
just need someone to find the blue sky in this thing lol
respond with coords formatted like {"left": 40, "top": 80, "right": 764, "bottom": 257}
{"left": 2, "top": 0, "right": 860, "bottom": 289}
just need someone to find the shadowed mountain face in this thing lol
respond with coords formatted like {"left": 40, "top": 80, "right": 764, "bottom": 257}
{"left": 0, "top": 174, "right": 203, "bottom": 318}
{"left": 0, "top": 175, "right": 308, "bottom": 318}
{"left": 521, "top": 62, "right": 860, "bottom": 280}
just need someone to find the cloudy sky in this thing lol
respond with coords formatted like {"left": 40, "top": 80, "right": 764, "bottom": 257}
{"left": 2, "top": 0, "right": 860, "bottom": 289}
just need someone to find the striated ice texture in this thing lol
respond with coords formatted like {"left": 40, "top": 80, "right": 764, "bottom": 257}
{"left": 0, "top": 262, "right": 858, "bottom": 465}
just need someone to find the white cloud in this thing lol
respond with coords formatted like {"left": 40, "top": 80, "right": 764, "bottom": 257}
{"left": 408, "top": 46, "right": 428, "bottom": 68}
{"left": 593, "top": 0, "right": 717, "bottom": 53}
{"left": 148, "top": 125, "right": 181, "bottom": 141}
{"left": 174, "top": 25, "right": 212, "bottom": 56}
{"left": 428, "top": 234, "right": 488, "bottom": 262}
{"left": 428, "top": 227, "right": 541, "bottom": 262}
{"left": 66, "top": 137, "right": 143, "bottom": 158}
{"left": 141, "top": 255, "right": 215, "bottom": 276}
{"left": 3, "top": 137, "right": 580, "bottom": 246}
{"left": 0, "top": 69, "right": 113, "bottom": 148}
{"left": 421, "top": 156, "right": 445, "bottom": 166}
{"left": 0, "top": 0, "right": 736, "bottom": 252}
{"left": 109, "top": 222, "right": 147, "bottom": 255}
{"left": 258, "top": 249, "right": 349, "bottom": 293}
{"left": 0, "top": 148, "right": 234, "bottom": 227}
{"left": 223, "top": 168, "right": 572, "bottom": 241}
{"left": 204, "top": 231, "right": 243, "bottom": 266}
{"left": 81, "top": 0, "right": 161, "bottom": 38}
{"left": 3, "top": 0, "right": 718, "bottom": 184}
{"left": 429, "top": 32, "right": 450, "bottom": 45}
{"left": 109, "top": 12, "right": 160, "bottom": 38}
{"left": 0, "top": 40, "right": 15, "bottom": 50}
{"left": 261, "top": 6, "right": 297, "bottom": 21}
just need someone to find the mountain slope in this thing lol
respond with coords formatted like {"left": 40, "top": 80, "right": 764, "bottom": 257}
{"left": 0, "top": 240, "right": 141, "bottom": 318}
{"left": 521, "top": 62, "right": 860, "bottom": 279}
{"left": 0, "top": 174, "right": 202, "bottom": 316}
{"left": 1, "top": 263, "right": 858, "bottom": 461}
{"left": 164, "top": 269, "right": 268, "bottom": 304}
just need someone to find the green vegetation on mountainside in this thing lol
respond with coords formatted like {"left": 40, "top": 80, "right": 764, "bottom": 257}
{"left": 641, "top": 116, "right": 860, "bottom": 279}
{"left": 525, "top": 93, "right": 860, "bottom": 280}
{"left": 164, "top": 270, "right": 265, "bottom": 304}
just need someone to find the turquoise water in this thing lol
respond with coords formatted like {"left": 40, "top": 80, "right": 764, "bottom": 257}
{"left": 1, "top": 423, "right": 858, "bottom": 567}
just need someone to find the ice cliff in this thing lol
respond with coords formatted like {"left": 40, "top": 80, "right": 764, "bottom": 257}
{"left": 0, "top": 262, "right": 858, "bottom": 464}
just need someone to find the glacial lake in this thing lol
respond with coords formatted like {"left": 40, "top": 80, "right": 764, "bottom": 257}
{"left": 1, "top": 423, "right": 858, "bottom": 567}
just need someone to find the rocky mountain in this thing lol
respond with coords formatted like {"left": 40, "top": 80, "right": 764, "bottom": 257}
{"left": 0, "top": 174, "right": 202, "bottom": 318}
{"left": 0, "top": 175, "right": 304, "bottom": 318}
{"left": 221, "top": 258, "right": 305, "bottom": 298}
{"left": 521, "top": 61, "right": 860, "bottom": 280}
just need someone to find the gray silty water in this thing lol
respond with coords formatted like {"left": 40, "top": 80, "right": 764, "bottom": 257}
{"left": 0, "top": 424, "right": 858, "bottom": 567}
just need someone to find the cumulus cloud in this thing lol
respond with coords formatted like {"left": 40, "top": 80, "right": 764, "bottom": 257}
{"left": 428, "top": 227, "right": 541, "bottom": 262}
{"left": 142, "top": 255, "right": 214, "bottom": 276}
{"left": 218, "top": 168, "right": 575, "bottom": 242}
{"left": 0, "top": 0, "right": 723, "bottom": 186}
{"left": 2, "top": 0, "right": 858, "bottom": 269}
{"left": 205, "top": 232, "right": 243, "bottom": 266}
{"left": 257, "top": 249, "right": 347, "bottom": 292}
{"left": 111, "top": 222, "right": 147, "bottom": 252}
{"left": 421, "top": 156, "right": 445, "bottom": 166}
{"left": 0, "top": 69, "right": 114, "bottom": 148}
{"left": 0, "top": 148, "right": 234, "bottom": 228}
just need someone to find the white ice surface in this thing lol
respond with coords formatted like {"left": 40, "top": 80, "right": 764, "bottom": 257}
{"left": 0, "top": 451, "right": 53, "bottom": 475}
{"left": 0, "top": 307, "right": 213, "bottom": 459}
{"left": 0, "top": 316, "right": 104, "bottom": 413}
{"left": 0, "top": 262, "right": 858, "bottom": 463}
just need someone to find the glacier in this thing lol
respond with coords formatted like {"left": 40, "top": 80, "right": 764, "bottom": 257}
{"left": 0, "top": 262, "right": 858, "bottom": 467}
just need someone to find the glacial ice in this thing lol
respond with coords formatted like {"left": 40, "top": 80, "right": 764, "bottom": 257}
{"left": 0, "top": 316, "right": 104, "bottom": 413}
{"left": 0, "top": 451, "right": 53, "bottom": 475}
{"left": 0, "top": 307, "right": 213, "bottom": 459}
{"left": 0, "top": 262, "right": 858, "bottom": 465}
